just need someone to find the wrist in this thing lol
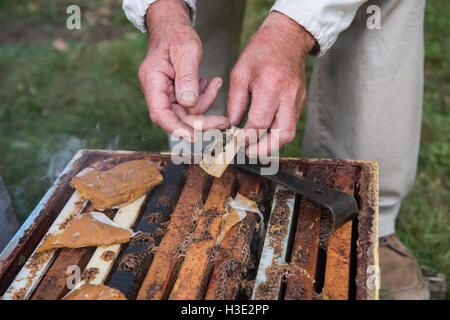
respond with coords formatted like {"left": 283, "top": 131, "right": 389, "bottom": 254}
{"left": 263, "top": 11, "right": 317, "bottom": 56}
{"left": 146, "top": 0, "right": 191, "bottom": 34}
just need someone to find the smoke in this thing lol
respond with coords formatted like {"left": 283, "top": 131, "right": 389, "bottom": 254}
{"left": 9, "top": 126, "right": 122, "bottom": 221}
{"left": 45, "top": 136, "right": 84, "bottom": 183}
{"left": 107, "top": 134, "right": 120, "bottom": 150}
{"left": 12, "top": 185, "right": 28, "bottom": 218}
{"left": 40, "top": 133, "right": 121, "bottom": 183}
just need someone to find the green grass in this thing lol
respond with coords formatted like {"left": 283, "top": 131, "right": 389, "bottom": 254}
{"left": 0, "top": 0, "right": 168, "bottom": 221}
{"left": 0, "top": 0, "right": 448, "bottom": 297}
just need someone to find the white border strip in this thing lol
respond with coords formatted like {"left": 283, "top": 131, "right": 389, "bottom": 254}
{"left": 64, "top": 195, "right": 146, "bottom": 297}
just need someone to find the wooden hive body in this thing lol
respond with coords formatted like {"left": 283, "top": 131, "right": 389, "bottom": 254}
{"left": 0, "top": 150, "right": 379, "bottom": 300}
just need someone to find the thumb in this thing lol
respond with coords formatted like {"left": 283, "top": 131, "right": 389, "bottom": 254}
{"left": 173, "top": 42, "right": 202, "bottom": 107}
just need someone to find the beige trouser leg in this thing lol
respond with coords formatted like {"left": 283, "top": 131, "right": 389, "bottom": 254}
{"left": 303, "top": 0, "right": 425, "bottom": 237}
{"left": 168, "top": 0, "right": 246, "bottom": 150}
{"left": 196, "top": 0, "right": 247, "bottom": 115}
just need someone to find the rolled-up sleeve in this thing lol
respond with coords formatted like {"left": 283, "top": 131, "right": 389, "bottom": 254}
{"left": 271, "top": 0, "right": 368, "bottom": 56}
{"left": 122, "top": 0, "right": 197, "bottom": 33}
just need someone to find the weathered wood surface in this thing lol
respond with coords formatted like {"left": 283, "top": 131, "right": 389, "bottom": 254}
{"left": 355, "top": 162, "right": 379, "bottom": 300}
{"left": 204, "top": 173, "right": 263, "bottom": 300}
{"left": 76, "top": 195, "right": 147, "bottom": 288}
{"left": 284, "top": 165, "right": 324, "bottom": 300}
{"left": 107, "top": 163, "right": 186, "bottom": 298}
{"left": 31, "top": 203, "right": 112, "bottom": 300}
{"left": 31, "top": 247, "right": 95, "bottom": 300}
{"left": 3, "top": 192, "right": 87, "bottom": 300}
{"left": 0, "top": 152, "right": 379, "bottom": 300}
{"left": 136, "top": 166, "right": 210, "bottom": 300}
{"left": 321, "top": 165, "right": 356, "bottom": 300}
{"left": 32, "top": 159, "right": 178, "bottom": 300}
{"left": 169, "top": 170, "right": 236, "bottom": 299}
{"left": 251, "top": 163, "right": 299, "bottom": 300}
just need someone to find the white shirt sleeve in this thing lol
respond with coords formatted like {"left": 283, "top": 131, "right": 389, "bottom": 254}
{"left": 271, "top": 0, "right": 368, "bottom": 56}
{"left": 122, "top": 0, "right": 197, "bottom": 33}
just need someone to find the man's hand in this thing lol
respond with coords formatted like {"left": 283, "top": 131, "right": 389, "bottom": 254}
{"left": 139, "top": 0, "right": 229, "bottom": 143}
{"left": 227, "top": 11, "right": 317, "bottom": 157}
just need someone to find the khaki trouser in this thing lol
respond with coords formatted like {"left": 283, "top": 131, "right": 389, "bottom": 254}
{"left": 192, "top": 0, "right": 425, "bottom": 237}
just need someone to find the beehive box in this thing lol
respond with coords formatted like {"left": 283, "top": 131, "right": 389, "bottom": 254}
{"left": 0, "top": 150, "right": 379, "bottom": 300}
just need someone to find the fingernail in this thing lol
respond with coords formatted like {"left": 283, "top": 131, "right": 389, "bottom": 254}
{"left": 216, "top": 79, "right": 223, "bottom": 89}
{"left": 180, "top": 91, "right": 197, "bottom": 105}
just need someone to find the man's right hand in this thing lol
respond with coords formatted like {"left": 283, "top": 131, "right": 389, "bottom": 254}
{"left": 140, "top": 0, "right": 229, "bottom": 143}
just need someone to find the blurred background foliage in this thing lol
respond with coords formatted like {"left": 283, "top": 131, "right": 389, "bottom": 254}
{"left": 0, "top": 0, "right": 448, "bottom": 297}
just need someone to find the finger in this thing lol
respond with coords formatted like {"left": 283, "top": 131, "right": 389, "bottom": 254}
{"left": 199, "top": 78, "right": 208, "bottom": 93}
{"left": 239, "top": 85, "right": 279, "bottom": 147}
{"left": 167, "top": 83, "right": 176, "bottom": 103}
{"left": 189, "top": 77, "right": 223, "bottom": 115}
{"left": 172, "top": 105, "right": 230, "bottom": 131}
{"left": 144, "top": 71, "right": 196, "bottom": 143}
{"left": 185, "top": 114, "right": 230, "bottom": 131}
{"left": 169, "top": 78, "right": 207, "bottom": 104}
{"left": 173, "top": 42, "right": 202, "bottom": 107}
{"left": 247, "top": 103, "right": 298, "bottom": 158}
{"left": 227, "top": 70, "right": 250, "bottom": 126}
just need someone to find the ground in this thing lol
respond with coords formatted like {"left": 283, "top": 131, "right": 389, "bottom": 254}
{"left": 0, "top": 0, "right": 448, "bottom": 297}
